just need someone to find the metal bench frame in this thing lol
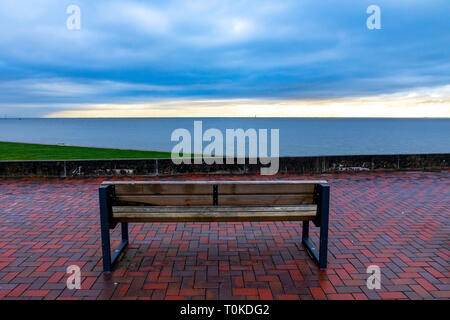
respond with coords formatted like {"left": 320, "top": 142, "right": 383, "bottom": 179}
{"left": 99, "top": 183, "right": 330, "bottom": 273}
{"left": 302, "top": 184, "right": 330, "bottom": 270}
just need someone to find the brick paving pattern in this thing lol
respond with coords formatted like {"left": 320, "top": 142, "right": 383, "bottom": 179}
{"left": 0, "top": 171, "right": 448, "bottom": 300}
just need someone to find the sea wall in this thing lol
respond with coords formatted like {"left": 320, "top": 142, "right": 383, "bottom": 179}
{"left": 0, "top": 153, "right": 448, "bottom": 177}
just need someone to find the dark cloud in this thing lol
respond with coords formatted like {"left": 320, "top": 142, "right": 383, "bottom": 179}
{"left": 0, "top": 0, "right": 448, "bottom": 116}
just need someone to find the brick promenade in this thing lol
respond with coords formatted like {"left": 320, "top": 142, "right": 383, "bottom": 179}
{"left": 0, "top": 171, "right": 448, "bottom": 300}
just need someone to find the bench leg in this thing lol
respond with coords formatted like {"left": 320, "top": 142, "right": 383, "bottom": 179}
{"left": 302, "top": 221, "right": 328, "bottom": 270}
{"left": 302, "top": 184, "right": 329, "bottom": 270}
{"left": 99, "top": 186, "right": 128, "bottom": 273}
{"left": 100, "top": 221, "right": 129, "bottom": 273}
{"left": 100, "top": 208, "right": 112, "bottom": 273}
{"left": 318, "top": 212, "right": 329, "bottom": 270}
{"left": 109, "top": 223, "right": 128, "bottom": 271}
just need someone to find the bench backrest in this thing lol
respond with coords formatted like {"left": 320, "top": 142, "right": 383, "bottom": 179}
{"left": 101, "top": 180, "right": 328, "bottom": 207}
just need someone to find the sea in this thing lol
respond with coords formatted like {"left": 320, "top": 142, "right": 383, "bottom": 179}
{"left": 0, "top": 118, "right": 449, "bottom": 156}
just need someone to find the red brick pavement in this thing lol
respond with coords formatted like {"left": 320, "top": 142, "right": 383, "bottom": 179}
{"left": 0, "top": 171, "right": 448, "bottom": 300}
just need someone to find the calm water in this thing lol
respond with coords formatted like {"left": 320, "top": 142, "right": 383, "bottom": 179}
{"left": 0, "top": 118, "right": 449, "bottom": 156}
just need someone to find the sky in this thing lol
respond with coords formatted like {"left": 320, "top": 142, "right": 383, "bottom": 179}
{"left": 0, "top": 0, "right": 449, "bottom": 117}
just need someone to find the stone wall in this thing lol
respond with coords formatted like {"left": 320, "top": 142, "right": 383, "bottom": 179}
{"left": 0, "top": 153, "right": 448, "bottom": 177}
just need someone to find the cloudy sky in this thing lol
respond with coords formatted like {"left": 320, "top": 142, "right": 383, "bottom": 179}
{"left": 0, "top": 0, "right": 449, "bottom": 117}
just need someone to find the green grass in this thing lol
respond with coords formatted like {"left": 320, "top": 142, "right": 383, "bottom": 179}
{"left": 0, "top": 141, "right": 174, "bottom": 160}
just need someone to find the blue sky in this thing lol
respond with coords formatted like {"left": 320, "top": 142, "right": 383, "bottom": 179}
{"left": 0, "top": 0, "right": 449, "bottom": 117}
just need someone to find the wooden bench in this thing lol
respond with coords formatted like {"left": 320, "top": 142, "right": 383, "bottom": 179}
{"left": 99, "top": 180, "right": 330, "bottom": 273}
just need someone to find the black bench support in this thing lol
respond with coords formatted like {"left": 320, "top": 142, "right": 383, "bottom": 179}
{"left": 302, "top": 183, "right": 330, "bottom": 270}
{"left": 99, "top": 185, "right": 128, "bottom": 273}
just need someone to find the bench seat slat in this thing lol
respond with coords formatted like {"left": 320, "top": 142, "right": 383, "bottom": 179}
{"left": 113, "top": 183, "right": 316, "bottom": 196}
{"left": 114, "top": 184, "right": 212, "bottom": 195}
{"left": 218, "top": 184, "right": 315, "bottom": 194}
{"left": 112, "top": 205, "right": 317, "bottom": 222}
{"left": 103, "top": 180, "right": 327, "bottom": 185}
{"left": 115, "top": 195, "right": 213, "bottom": 206}
{"left": 218, "top": 194, "right": 313, "bottom": 206}
{"left": 115, "top": 194, "right": 313, "bottom": 206}
{"left": 113, "top": 205, "right": 317, "bottom": 213}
